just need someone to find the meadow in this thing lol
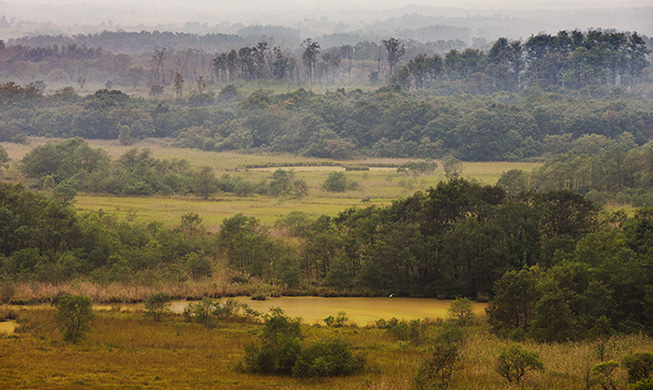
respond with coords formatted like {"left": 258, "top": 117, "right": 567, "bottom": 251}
{"left": 1, "top": 307, "right": 650, "bottom": 389}
{"left": 0, "top": 137, "right": 543, "bottom": 227}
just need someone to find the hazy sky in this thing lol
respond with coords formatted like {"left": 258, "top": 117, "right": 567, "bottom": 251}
{"left": 1, "top": 0, "right": 651, "bottom": 39}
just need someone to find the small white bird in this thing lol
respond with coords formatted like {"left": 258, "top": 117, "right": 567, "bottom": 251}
{"left": 389, "top": 293, "right": 394, "bottom": 298}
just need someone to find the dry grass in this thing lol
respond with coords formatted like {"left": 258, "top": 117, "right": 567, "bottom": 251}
{"left": 2, "top": 309, "right": 650, "bottom": 389}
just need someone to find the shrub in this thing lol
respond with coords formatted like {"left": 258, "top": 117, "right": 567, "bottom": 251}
{"left": 591, "top": 361, "right": 619, "bottom": 390}
{"left": 183, "top": 298, "right": 260, "bottom": 328}
{"left": 323, "top": 311, "right": 348, "bottom": 327}
{"left": 240, "top": 309, "right": 302, "bottom": 375}
{"left": 414, "top": 341, "right": 461, "bottom": 390}
{"left": 495, "top": 343, "right": 544, "bottom": 384}
{"left": 623, "top": 352, "right": 653, "bottom": 384}
{"left": 630, "top": 379, "right": 653, "bottom": 390}
{"left": 385, "top": 318, "right": 427, "bottom": 344}
{"left": 292, "top": 338, "right": 365, "bottom": 377}
{"left": 144, "top": 292, "right": 173, "bottom": 322}
{"left": 53, "top": 294, "right": 94, "bottom": 344}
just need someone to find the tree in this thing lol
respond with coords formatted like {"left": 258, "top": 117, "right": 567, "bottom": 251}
{"left": 447, "top": 297, "right": 475, "bottom": 326}
{"left": 301, "top": 39, "right": 320, "bottom": 82}
{"left": 382, "top": 38, "right": 405, "bottom": 75}
{"left": 144, "top": 292, "right": 172, "bottom": 321}
{"left": 0, "top": 145, "right": 9, "bottom": 169}
{"left": 442, "top": 156, "right": 463, "bottom": 179}
{"left": 322, "top": 171, "right": 348, "bottom": 192}
{"left": 193, "top": 166, "right": 217, "bottom": 199}
{"left": 486, "top": 266, "right": 543, "bottom": 336}
{"left": 173, "top": 71, "right": 184, "bottom": 99}
{"left": 497, "top": 169, "right": 528, "bottom": 195}
{"left": 54, "top": 294, "right": 94, "bottom": 344}
{"left": 495, "top": 343, "right": 544, "bottom": 384}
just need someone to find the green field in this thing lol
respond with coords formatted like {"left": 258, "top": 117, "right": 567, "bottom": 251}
{"left": 0, "top": 138, "right": 542, "bottom": 226}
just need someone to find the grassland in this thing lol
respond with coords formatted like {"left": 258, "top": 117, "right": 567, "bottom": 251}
{"left": 1, "top": 308, "right": 650, "bottom": 389}
{"left": 0, "top": 137, "right": 543, "bottom": 227}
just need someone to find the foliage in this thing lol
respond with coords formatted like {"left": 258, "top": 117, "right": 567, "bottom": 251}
{"left": 53, "top": 294, "right": 94, "bottom": 344}
{"left": 591, "top": 361, "right": 620, "bottom": 390}
{"left": 323, "top": 311, "right": 349, "bottom": 327}
{"left": 292, "top": 337, "right": 365, "bottom": 377}
{"left": 495, "top": 343, "right": 544, "bottom": 384}
{"left": 322, "top": 171, "right": 358, "bottom": 193}
{"left": 144, "top": 292, "right": 173, "bottom": 322}
{"left": 622, "top": 353, "right": 653, "bottom": 384}
{"left": 447, "top": 298, "right": 475, "bottom": 326}
{"left": 241, "top": 309, "right": 302, "bottom": 375}
{"left": 414, "top": 341, "right": 461, "bottom": 390}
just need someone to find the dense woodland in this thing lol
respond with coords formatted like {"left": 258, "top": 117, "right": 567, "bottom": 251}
{"left": 1, "top": 83, "right": 652, "bottom": 165}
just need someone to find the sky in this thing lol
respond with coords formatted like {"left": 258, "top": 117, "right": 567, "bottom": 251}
{"left": 0, "top": 0, "right": 651, "bottom": 39}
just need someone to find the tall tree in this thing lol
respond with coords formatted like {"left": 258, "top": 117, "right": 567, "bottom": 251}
{"left": 382, "top": 37, "right": 405, "bottom": 76}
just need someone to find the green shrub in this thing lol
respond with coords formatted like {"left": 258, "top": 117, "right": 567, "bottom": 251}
{"left": 144, "top": 292, "right": 172, "bottom": 322}
{"left": 292, "top": 338, "right": 365, "bottom": 377}
{"left": 323, "top": 311, "right": 348, "bottom": 327}
{"left": 53, "top": 294, "right": 94, "bottom": 344}
{"left": 385, "top": 318, "right": 427, "bottom": 343}
{"left": 623, "top": 352, "right": 653, "bottom": 384}
{"left": 414, "top": 341, "right": 461, "bottom": 390}
{"left": 241, "top": 309, "right": 302, "bottom": 375}
{"left": 184, "top": 298, "right": 260, "bottom": 328}
{"left": 495, "top": 343, "right": 544, "bottom": 384}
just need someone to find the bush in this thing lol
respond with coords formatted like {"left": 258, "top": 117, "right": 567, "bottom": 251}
{"left": 623, "top": 352, "right": 653, "bottom": 384}
{"left": 292, "top": 338, "right": 365, "bottom": 377}
{"left": 53, "top": 294, "right": 94, "bottom": 344}
{"left": 414, "top": 341, "right": 461, "bottom": 390}
{"left": 184, "top": 299, "right": 220, "bottom": 328}
{"left": 495, "top": 343, "right": 544, "bottom": 384}
{"left": 385, "top": 318, "right": 427, "bottom": 344}
{"left": 184, "top": 298, "right": 260, "bottom": 328}
{"left": 144, "top": 292, "right": 173, "bottom": 322}
{"left": 323, "top": 311, "right": 348, "bottom": 327}
{"left": 241, "top": 309, "right": 302, "bottom": 375}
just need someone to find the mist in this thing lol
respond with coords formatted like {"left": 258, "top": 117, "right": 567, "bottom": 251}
{"left": 1, "top": 0, "right": 651, "bottom": 43}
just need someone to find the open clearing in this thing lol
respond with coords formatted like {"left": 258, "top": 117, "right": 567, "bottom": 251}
{"left": 3, "top": 137, "right": 543, "bottom": 226}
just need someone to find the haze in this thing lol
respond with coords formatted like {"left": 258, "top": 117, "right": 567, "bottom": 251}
{"left": 0, "top": 0, "right": 651, "bottom": 43}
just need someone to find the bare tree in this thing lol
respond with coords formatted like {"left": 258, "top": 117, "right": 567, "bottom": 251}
{"left": 174, "top": 71, "right": 184, "bottom": 99}
{"left": 301, "top": 38, "right": 320, "bottom": 83}
{"left": 382, "top": 38, "right": 405, "bottom": 75}
{"left": 149, "top": 48, "right": 167, "bottom": 86}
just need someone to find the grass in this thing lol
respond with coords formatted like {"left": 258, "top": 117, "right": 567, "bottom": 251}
{"left": 0, "top": 137, "right": 543, "bottom": 226}
{"left": 2, "top": 308, "right": 651, "bottom": 389}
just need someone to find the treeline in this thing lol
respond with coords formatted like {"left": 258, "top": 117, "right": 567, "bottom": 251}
{"left": 2, "top": 84, "right": 652, "bottom": 161}
{"left": 394, "top": 30, "right": 651, "bottom": 92}
{"left": 18, "top": 138, "right": 308, "bottom": 199}
{"left": 0, "top": 182, "right": 214, "bottom": 284}
{"left": 1, "top": 29, "right": 650, "bottom": 93}
{"left": 497, "top": 140, "right": 653, "bottom": 206}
